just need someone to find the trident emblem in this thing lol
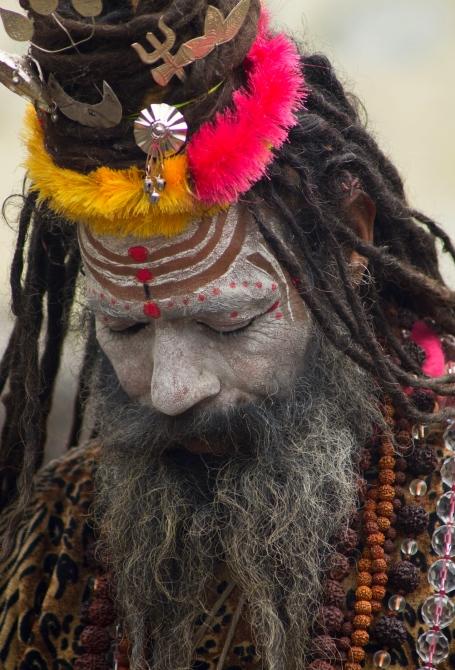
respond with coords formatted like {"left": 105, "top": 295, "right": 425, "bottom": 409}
{"left": 131, "top": 0, "right": 251, "bottom": 87}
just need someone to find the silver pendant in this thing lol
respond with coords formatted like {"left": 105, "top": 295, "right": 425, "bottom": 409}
{"left": 48, "top": 74, "right": 123, "bottom": 128}
{"left": 0, "top": 50, "right": 51, "bottom": 111}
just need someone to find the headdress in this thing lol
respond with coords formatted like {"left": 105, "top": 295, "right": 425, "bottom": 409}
{"left": 0, "top": 0, "right": 305, "bottom": 238}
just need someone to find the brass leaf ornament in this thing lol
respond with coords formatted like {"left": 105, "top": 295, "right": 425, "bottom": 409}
{"left": 71, "top": 0, "right": 103, "bottom": 18}
{"left": 132, "top": 0, "right": 251, "bottom": 87}
{"left": 0, "top": 8, "right": 34, "bottom": 41}
{"left": 48, "top": 74, "right": 122, "bottom": 128}
{"left": 29, "top": 0, "right": 59, "bottom": 15}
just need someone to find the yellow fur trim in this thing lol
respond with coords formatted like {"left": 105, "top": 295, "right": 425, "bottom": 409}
{"left": 23, "top": 107, "right": 220, "bottom": 238}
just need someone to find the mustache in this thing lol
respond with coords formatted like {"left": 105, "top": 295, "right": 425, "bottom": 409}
{"left": 96, "top": 351, "right": 315, "bottom": 458}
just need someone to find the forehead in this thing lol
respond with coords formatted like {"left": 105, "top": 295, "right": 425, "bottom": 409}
{"left": 79, "top": 205, "right": 287, "bottom": 320}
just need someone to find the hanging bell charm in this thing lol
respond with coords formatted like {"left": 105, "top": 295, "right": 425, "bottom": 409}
{"left": 155, "top": 176, "right": 166, "bottom": 192}
{"left": 149, "top": 190, "right": 161, "bottom": 205}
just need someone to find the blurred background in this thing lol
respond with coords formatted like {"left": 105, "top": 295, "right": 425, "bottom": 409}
{"left": 0, "top": 0, "right": 454, "bottom": 457}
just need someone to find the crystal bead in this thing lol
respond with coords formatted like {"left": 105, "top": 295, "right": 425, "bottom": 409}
{"left": 409, "top": 479, "right": 428, "bottom": 497}
{"left": 443, "top": 421, "right": 455, "bottom": 452}
{"left": 441, "top": 456, "right": 455, "bottom": 487}
{"left": 388, "top": 594, "right": 406, "bottom": 613}
{"left": 436, "top": 491, "right": 455, "bottom": 524}
{"left": 401, "top": 538, "right": 418, "bottom": 556}
{"left": 373, "top": 650, "right": 391, "bottom": 668}
{"left": 421, "top": 594, "right": 455, "bottom": 628}
{"left": 416, "top": 630, "right": 449, "bottom": 663}
{"left": 428, "top": 558, "right": 455, "bottom": 593}
{"left": 412, "top": 424, "right": 430, "bottom": 443}
{"left": 432, "top": 525, "right": 455, "bottom": 557}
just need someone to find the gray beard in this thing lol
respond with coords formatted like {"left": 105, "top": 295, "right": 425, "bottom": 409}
{"left": 93, "top": 331, "right": 379, "bottom": 670}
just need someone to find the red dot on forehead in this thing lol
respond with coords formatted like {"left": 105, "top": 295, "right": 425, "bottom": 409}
{"left": 128, "top": 246, "right": 148, "bottom": 262}
{"left": 136, "top": 268, "right": 154, "bottom": 283}
{"left": 143, "top": 302, "right": 161, "bottom": 319}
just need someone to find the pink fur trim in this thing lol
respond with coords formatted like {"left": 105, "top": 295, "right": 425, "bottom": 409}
{"left": 188, "top": 12, "right": 306, "bottom": 205}
{"left": 411, "top": 320, "right": 445, "bottom": 377}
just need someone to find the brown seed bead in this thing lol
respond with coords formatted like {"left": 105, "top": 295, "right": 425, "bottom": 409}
{"left": 361, "top": 547, "right": 372, "bottom": 559}
{"left": 345, "top": 664, "right": 362, "bottom": 670}
{"left": 393, "top": 497, "right": 402, "bottom": 511}
{"left": 363, "top": 510, "right": 378, "bottom": 523}
{"left": 364, "top": 500, "right": 377, "bottom": 511}
{"left": 337, "top": 636, "right": 352, "bottom": 652}
{"left": 378, "top": 485, "right": 395, "bottom": 501}
{"left": 355, "top": 586, "right": 372, "bottom": 601}
{"left": 373, "top": 572, "right": 388, "bottom": 586}
{"left": 353, "top": 614, "right": 372, "bottom": 630}
{"left": 395, "top": 471, "right": 407, "bottom": 485}
{"left": 367, "top": 487, "right": 379, "bottom": 501}
{"left": 379, "top": 456, "right": 396, "bottom": 469}
{"left": 387, "top": 528, "right": 397, "bottom": 540}
{"left": 370, "top": 545, "right": 385, "bottom": 560}
{"left": 358, "top": 558, "right": 372, "bottom": 572}
{"left": 354, "top": 600, "right": 372, "bottom": 615}
{"left": 395, "top": 457, "right": 408, "bottom": 472}
{"left": 351, "top": 630, "right": 369, "bottom": 647}
{"left": 348, "top": 646, "right": 366, "bottom": 662}
{"left": 372, "top": 585, "right": 387, "bottom": 601}
{"left": 371, "top": 600, "right": 382, "bottom": 613}
{"left": 377, "top": 517, "right": 391, "bottom": 532}
{"left": 365, "top": 521, "right": 379, "bottom": 535}
{"left": 367, "top": 533, "right": 385, "bottom": 547}
{"left": 379, "top": 442, "right": 394, "bottom": 457}
{"left": 372, "top": 558, "right": 387, "bottom": 572}
{"left": 357, "top": 572, "right": 373, "bottom": 587}
{"left": 383, "top": 539, "right": 395, "bottom": 554}
{"left": 378, "top": 470, "right": 396, "bottom": 485}
{"left": 377, "top": 501, "right": 394, "bottom": 518}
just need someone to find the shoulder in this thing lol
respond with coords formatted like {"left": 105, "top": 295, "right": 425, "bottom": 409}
{"left": 0, "top": 443, "right": 100, "bottom": 669}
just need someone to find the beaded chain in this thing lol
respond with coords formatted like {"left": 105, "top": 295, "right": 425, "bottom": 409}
{"left": 74, "top": 326, "right": 454, "bottom": 670}
{"left": 411, "top": 408, "right": 455, "bottom": 668}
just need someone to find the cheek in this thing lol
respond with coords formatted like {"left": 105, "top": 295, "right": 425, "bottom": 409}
{"left": 96, "top": 327, "right": 153, "bottom": 399}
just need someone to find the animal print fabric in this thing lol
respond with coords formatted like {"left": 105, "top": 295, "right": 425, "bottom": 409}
{"left": 0, "top": 442, "right": 454, "bottom": 669}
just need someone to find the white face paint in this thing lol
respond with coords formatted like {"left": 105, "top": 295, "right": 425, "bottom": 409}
{"left": 80, "top": 204, "right": 311, "bottom": 416}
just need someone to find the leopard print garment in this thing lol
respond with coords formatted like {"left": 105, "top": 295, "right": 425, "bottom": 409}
{"left": 0, "top": 442, "right": 454, "bottom": 669}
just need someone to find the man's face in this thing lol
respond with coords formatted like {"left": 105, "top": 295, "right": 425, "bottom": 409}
{"left": 81, "top": 204, "right": 311, "bottom": 423}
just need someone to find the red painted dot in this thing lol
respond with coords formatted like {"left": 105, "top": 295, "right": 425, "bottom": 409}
{"left": 271, "top": 283, "right": 278, "bottom": 292}
{"left": 183, "top": 297, "right": 189, "bottom": 305}
{"left": 212, "top": 287, "right": 221, "bottom": 296}
{"left": 242, "top": 281, "right": 249, "bottom": 288}
{"left": 255, "top": 281, "right": 263, "bottom": 289}
{"left": 166, "top": 301, "right": 175, "bottom": 309}
{"left": 230, "top": 311, "right": 239, "bottom": 318}
{"left": 143, "top": 302, "right": 161, "bottom": 318}
{"left": 267, "top": 300, "right": 280, "bottom": 313}
{"left": 124, "top": 304, "right": 130, "bottom": 310}
{"left": 229, "top": 281, "right": 237, "bottom": 289}
{"left": 128, "top": 246, "right": 148, "bottom": 262}
{"left": 275, "top": 312, "right": 284, "bottom": 319}
{"left": 100, "top": 293, "right": 105, "bottom": 299}
{"left": 111, "top": 298, "right": 117, "bottom": 305}
{"left": 136, "top": 268, "right": 154, "bottom": 283}
{"left": 198, "top": 294, "right": 206, "bottom": 302}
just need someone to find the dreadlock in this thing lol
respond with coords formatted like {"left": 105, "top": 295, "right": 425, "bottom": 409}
{"left": 1, "top": 10, "right": 454, "bottom": 521}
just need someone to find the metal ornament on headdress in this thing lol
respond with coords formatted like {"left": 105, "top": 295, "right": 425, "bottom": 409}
{"left": 0, "top": 50, "right": 51, "bottom": 112}
{"left": 48, "top": 74, "right": 122, "bottom": 128}
{"left": 132, "top": 0, "right": 251, "bottom": 87}
{"left": 134, "top": 103, "right": 188, "bottom": 204}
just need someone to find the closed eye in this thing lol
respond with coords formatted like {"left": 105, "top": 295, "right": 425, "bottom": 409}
{"left": 196, "top": 318, "right": 254, "bottom": 335}
{"left": 107, "top": 322, "right": 148, "bottom": 336}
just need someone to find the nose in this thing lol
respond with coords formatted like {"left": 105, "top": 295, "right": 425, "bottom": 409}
{"left": 150, "top": 322, "right": 221, "bottom": 416}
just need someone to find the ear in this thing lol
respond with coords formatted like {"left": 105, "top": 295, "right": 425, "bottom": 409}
{"left": 343, "top": 190, "right": 376, "bottom": 283}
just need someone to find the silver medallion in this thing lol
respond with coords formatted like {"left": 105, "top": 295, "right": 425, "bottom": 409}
{"left": 134, "top": 103, "right": 188, "bottom": 158}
